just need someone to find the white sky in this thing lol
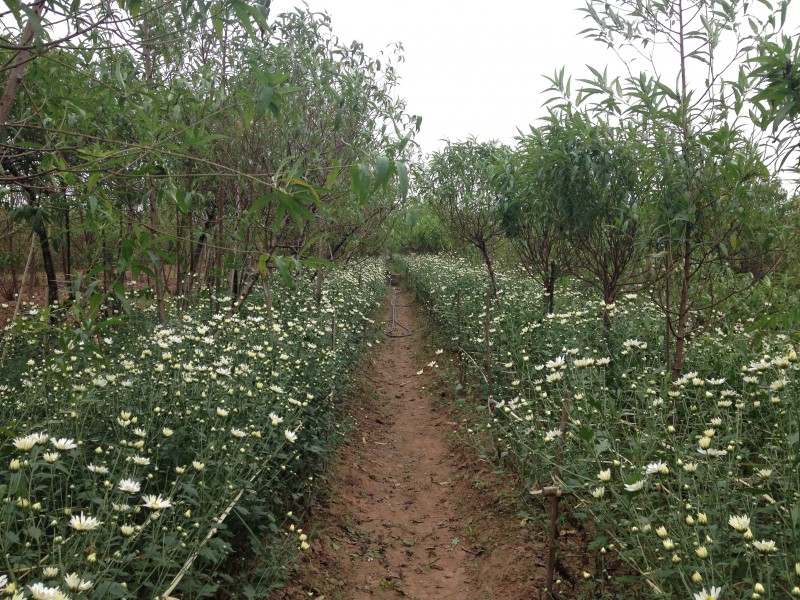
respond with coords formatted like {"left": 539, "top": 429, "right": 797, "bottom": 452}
{"left": 268, "top": 0, "right": 612, "bottom": 153}
{"left": 268, "top": 1, "right": 800, "bottom": 162}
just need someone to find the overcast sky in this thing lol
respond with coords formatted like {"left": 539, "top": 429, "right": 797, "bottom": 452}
{"left": 267, "top": 0, "right": 613, "bottom": 153}
{"left": 268, "top": 1, "right": 799, "bottom": 160}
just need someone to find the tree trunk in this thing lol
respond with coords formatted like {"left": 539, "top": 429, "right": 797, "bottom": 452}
{"left": 671, "top": 231, "right": 693, "bottom": 381}
{"left": 33, "top": 215, "right": 58, "bottom": 307}
{"left": 479, "top": 242, "right": 499, "bottom": 300}
{"left": 142, "top": 17, "right": 165, "bottom": 324}
{"left": 0, "top": 1, "right": 47, "bottom": 128}
{"left": 547, "top": 260, "right": 556, "bottom": 315}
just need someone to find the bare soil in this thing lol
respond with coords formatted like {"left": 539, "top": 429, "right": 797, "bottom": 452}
{"left": 275, "top": 288, "right": 549, "bottom": 600}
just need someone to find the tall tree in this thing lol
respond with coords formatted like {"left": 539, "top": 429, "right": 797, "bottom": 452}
{"left": 425, "top": 139, "right": 511, "bottom": 298}
{"left": 581, "top": 0, "right": 791, "bottom": 379}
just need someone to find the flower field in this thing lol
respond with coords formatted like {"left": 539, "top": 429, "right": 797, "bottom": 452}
{"left": 399, "top": 254, "right": 800, "bottom": 599}
{"left": 0, "top": 262, "right": 386, "bottom": 599}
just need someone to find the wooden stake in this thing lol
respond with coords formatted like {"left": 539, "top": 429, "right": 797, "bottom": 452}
{"left": 545, "top": 390, "right": 572, "bottom": 599}
{"left": 485, "top": 288, "right": 492, "bottom": 399}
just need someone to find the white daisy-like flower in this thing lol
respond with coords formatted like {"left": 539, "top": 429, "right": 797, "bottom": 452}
{"left": 87, "top": 464, "right": 109, "bottom": 474}
{"left": 192, "top": 460, "right": 205, "bottom": 471}
{"left": 69, "top": 512, "right": 103, "bottom": 531}
{"left": 50, "top": 438, "right": 78, "bottom": 451}
{"left": 728, "top": 514, "right": 750, "bottom": 532}
{"left": 543, "top": 428, "right": 562, "bottom": 442}
{"left": 131, "top": 455, "right": 150, "bottom": 466}
{"left": 693, "top": 586, "right": 722, "bottom": 600}
{"left": 216, "top": 407, "right": 229, "bottom": 417}
{"left": 117, "top": 479, "right": 141, "bottom": 493}
{"left": 597, "top": 469, "right": 611, "bottom": 482}
{"left": 769, "top": 378, "right": 788, "bottom": 391}
{"left": 624, "top": 479, "right": 646, "bottom": 492}
{"left": 546, "top": 371, "right": 563, "bottom": 383}
{"left": 0, "top": 573, "right": 7, "bottom": 590}
{"left": 752, "top": 539, "right": 777, "bottom": 553}
{"left": 43, "top": 452, "right": 60, "bottom": 463}
{"left": 142, "top": 494, "right": 172, "bottom": 510}
{"left": 120, "top": 524, "right": 135, "bottom": 537}
{"left": 230, "top": 428, "right": 247, "bottom": 438}
{"left": 644, "top": 461, "right": 669, "bottom": 475}
{"left": 28, "top": 582, "right": 69, "bottom": 600}
{"left": 285, "top": 429, "right": 298, "bottom": 443}
{"left": 64, "top": 572, "right": 93, "bottom": 591}
{"left": 269, "top": 412, "right": 283, "bottom": 427}
{"left": 13, "top": 434, "right": 37, "bottom": 451}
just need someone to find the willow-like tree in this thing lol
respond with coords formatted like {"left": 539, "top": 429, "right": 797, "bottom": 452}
{"left": 581, "top": 0, "right": 792, "bottom": 380}
{"left": 425, "top": 139, "right": 511, "bottom": 299}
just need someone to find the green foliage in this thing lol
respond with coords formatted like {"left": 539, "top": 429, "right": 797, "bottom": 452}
{"left": 401, "top": 253, "right": 800, "bottom": 600}
{"left": 0, "top": 261, "right": 387, "bottom": 597}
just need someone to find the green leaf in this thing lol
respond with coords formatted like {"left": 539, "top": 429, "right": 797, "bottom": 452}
{"left": 373, "top": 155, "right": 391, "bottom": 191}
{"left": 396, "top": 160, "right": 409, "bottom": 200}
{"left": 255, "top": 86, "right": 275, "bottom": 119}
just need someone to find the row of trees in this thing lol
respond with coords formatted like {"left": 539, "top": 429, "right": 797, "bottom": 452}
{"left": 0, "top": 0, "right": 417, "bottom": 324}
{"left": 409, "top": 0, "right": 799, "bottom": 380}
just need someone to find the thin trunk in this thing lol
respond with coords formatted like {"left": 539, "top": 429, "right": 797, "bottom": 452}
{"left": 671, "top": 232, "right": 693, "bottom": 381}
{"left": 33, "top": 215, "right": 58, "bottom": 307}
{"left": 479, "top": 242, "right": 499, "bottom": 300}
{"left": 143, "top": 18, "right": 165, "bottom": 324}
{"left": 149, "top": 177, "right": 166, "bottom": 324}
{"left": 547, "top": 260, "right": 556, "bottom": 314}
{"left": 0, "top": 1, "right": 46, "bottom": 128}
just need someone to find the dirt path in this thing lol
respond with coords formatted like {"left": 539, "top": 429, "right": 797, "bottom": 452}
{"left": 276, "top": 288, "right": 546, "bottom": 599}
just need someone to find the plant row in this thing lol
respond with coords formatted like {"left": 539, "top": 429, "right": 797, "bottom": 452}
{"left": 399, "top": 254, "right": 800, "bottom": 600}
{"left": 0, "top": 261, "right": 386, "bottom": 599}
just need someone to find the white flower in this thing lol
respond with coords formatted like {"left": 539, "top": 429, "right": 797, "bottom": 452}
{"left": 624, "top": 479, "right": 646, "bottom": 492}
{"left": 142, "top": 495, "right": 172, "bottom": 510}
{"left": 591, "top": 487, "right": 605, "bottom": 498}
{"left": 285, "top": 429, "right": 298, "bottom": 443}
{"left": 87, "top": 463, "right": 109, "bottom": 474}
{"left": 12, "top": 434, "right": 37, "bottom": 451}
{"left": 28, "top": 582, "right": 70, "bottom": 600}
{"left": 131, "top": 455, "right": 150, "bottom": 466}
{"left": 753, "top": 539, "right": 777, "bottom": 553}
{"left": 693, "top": 586, "right": 722, "bottom": 600}
{"left": 231, "top": 428, "right": 247, "bottom": 438}
{"left": 216, "top": 407, "right": 229, "bottom": 417}
{"left": 698, "top": 448, "right": 727, "bottom": 457}
{"left": 644, "top": 461, "right": 668, "bottom": 475}
{"left": 69, "top": 512, "right": 103, "bottom": 531}
{"left": 64, "top": 572, "right": 93, "bottom": 591}
{"left": 769, "top": 378, "right": 788, "bottom": 391}
{"left": 728, "top": 514, "right": 750, "bottom": 532}
{"left": 597, "top": 469, "right": 611, "bottom": 482}
{"left": 120, "top": 524, "right": 135, "bottom": 537}
{"left": 546, "top": 371, "right": 563, "bottom": 383}
{"left": 269, "top": 412, "right": 283, "bottom": 427}
{"left": 162, "top": 428, "right": 174, "bottom": 437}
{"left": 117, "top": 479, "right": 141, "bottom": 493}
{"left": 192, "top": 460, "right": 205, "bottom": 471}
{"left": 544, "top": 428, "right": 562, "bottom": 442}
{"left": 43, "top": 452, "right": 60, "bottom": 463}
{"left": 50, "top": 437, "right": 77, "bottom": 451}
{"left": 545, "top": 356, "right": 565, "bottom": 370}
